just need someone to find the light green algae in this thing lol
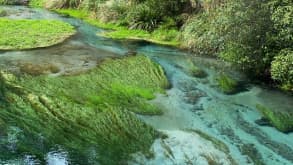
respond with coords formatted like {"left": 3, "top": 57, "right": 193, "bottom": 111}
{"left": 0, "top": 19, "right": 76, "bottom": 50}
{"left": 256, "top": 104, "right": 293, "bottom": 133}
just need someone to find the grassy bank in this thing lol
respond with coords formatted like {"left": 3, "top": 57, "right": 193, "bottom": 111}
{"left": 55, "top": 9, "right": 180, "bottom": 47}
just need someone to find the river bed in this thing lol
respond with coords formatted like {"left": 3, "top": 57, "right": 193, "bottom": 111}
{"left": 0, "top": 6, "right": 292, "bottom": 165}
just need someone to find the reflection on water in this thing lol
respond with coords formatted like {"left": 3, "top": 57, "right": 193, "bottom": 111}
{"left": 0, "top": 40, "right": 117, "bottom": 76}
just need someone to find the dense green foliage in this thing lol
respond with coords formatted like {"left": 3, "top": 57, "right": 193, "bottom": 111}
{"left": 271, "top": 49, "right": 293, "bottom": 91}
{"left": 183, "top": 0, "right": 272, "bottom": 70}
{"left": 75, "top": 0, "right": 196, "bottom": 31}
{"left": 22, "top": 0, "right": 293, "bottom": 90}
{"left": 27, "top": 0, "right": 199, "bottom": 46}
{"left": 0, "top": 55, "right": 168, "bottom": 164}
{"left": 125, "top": 0, "right": 191, "bottom": 31}
{"left": 0, "top": 19, "right": 75, "bottom": 50}
{"left": 182, "top": 0, "right": 292, "bottom": 91}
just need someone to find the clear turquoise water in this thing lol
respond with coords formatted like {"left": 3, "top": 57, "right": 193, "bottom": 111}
{"left": 0, "top": 6, "right": 292, "bottom": 165}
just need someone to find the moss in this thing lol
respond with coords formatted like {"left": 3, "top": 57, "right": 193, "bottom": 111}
{"left": 216, "top": 74, "right": 238, "bottom": 94}
{"left": 0, "top": 55, "right": 168, "bottom": 164}
{"left": 54, "top": 9, "right": 180, "bottom": 47}
{"left": 256, "top": 104, "right": 293, "bottom": 133}
{"left": 0, "top": 18, "right": 76, "bottom": 50}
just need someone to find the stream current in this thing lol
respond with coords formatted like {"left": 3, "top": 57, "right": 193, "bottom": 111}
{"left": 0, "top": 6, "right": 292, "bottom": 165}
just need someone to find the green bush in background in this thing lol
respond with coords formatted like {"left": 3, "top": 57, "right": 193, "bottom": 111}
{"left": 7, "top": 0, "right": 293, "bottom": 91}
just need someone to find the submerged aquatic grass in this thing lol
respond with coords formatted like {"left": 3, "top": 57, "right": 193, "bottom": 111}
{"left": 0, "top": 55, "right": 168, "bottom": 164}
{"left": 256, "top": 104, "right": 293, "bottom": 133}
{"left": 0, "top": 18, "right": 75, "bottom": 50}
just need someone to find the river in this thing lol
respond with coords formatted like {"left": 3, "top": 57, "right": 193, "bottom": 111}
{"left": 0, "top": 6, "right": 292, "bottom": 165}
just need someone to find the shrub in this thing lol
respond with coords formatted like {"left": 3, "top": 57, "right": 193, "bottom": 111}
{"left": 126, "top": 0, "right": 190, "bottom": 31}
{"left": 126, "top": 2, "right": 161, "bottom": 31}
{"left": 95, "top": 1, "right": 127, "bottom": 22}
{"left": 271, "top": 49, "right": 293, "bottom": 91}
{"left": 268, "top": 0, "right": 293, "bottom": 50}
{"left": 181, "top": 10, "right": 225, "bottom": 55}
{"left": 183, "top": 0, "right": 274, "bottom": 78}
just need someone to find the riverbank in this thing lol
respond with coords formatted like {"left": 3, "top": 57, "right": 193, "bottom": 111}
{"left": 2, "top": 0, "right": 292, "bottom": 93}
{"left": 54, "top": 9, "right": 181, "bottom": 47}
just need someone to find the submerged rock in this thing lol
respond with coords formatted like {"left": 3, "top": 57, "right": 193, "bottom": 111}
{"left": 125, "top": 50, "right": 137, "bottom": 56}
{"left": 216, "top": 73, "right": 239, "bottom": 94}
{"left": 255, "top": 118, "right": 271, "bottom": 126}
{"left": 184, "top": 89, "right": 206, "bottom": 105}
{"left": 182, "top": 59, "right": 208, "bottom": 79}
{"left": 19, "top": 62, "right": 60, "bottom": 76}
